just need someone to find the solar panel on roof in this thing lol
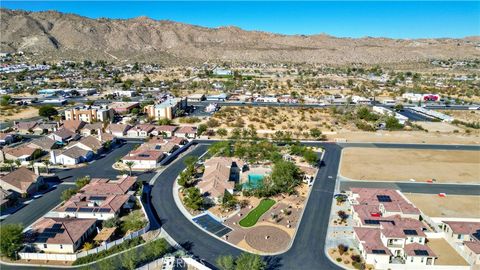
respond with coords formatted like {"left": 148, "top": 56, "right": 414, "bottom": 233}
{"left": 377, "top": 195, "right": 392, "bottom": 202}
{"left": 78, "top": 207, "right": 94, "bottom": 212}
{"left": 414, "top": 250, "right": 429, "bottom": 256}
{"left": 65, "top": 207, "right": 77, "bottom": 212}
{"left": 364, "top": 219, "right": 380, "bottom": 225}
{"left": 97, "top": 208, "right": 111, "bottom": 213}
{"left": 372, "top": 249, "right": 386, "bottom": 254}
{"left": 403, "top": 229, "right": 418, "bottom": 236}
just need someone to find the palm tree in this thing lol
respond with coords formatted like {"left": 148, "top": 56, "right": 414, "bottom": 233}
{"left": 29, "top": 160, "right": 35, "bottom": 171}
{"left": 14, "top": 160, "right": 21, "bottom": 169}
{"left": 42, "top": 159, "right": 51, "bottom": 174}
{"left": 125, "top": 161, "right": 134, "bottom": 176}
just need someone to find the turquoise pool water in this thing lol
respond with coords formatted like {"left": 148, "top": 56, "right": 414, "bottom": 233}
{"left": 243, "top": 174, "right": 264, "bottom": 190}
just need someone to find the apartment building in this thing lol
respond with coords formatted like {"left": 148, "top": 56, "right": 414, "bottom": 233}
{"left": 64, "top": 105, "right": 114, "bottom": 123}
{"left": 144, "top": 97, "right": 187, "bottom": 120}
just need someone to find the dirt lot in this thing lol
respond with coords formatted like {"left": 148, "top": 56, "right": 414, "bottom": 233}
{"left": 442, "top": 110, "right": 480, "bottom": 123}
{"left": 212, "top": 106, "right": 352, "bottom": 136}
{"left": 404, "top": 194, "right": 480, "bottom": 218}
{"left": 414, "top": 122, "right": 465, "bottom": 133}
{"left": 0, "top": 106, "right": 39, "bottom": 121}
{"left": 427, "top": 238, "right": 469, "bottom": 266}
{"left": 340, "top": 148, "right": 480, "bottom": 183}
{"left": 330, "top": 131, "right": 480, "bottom": 145}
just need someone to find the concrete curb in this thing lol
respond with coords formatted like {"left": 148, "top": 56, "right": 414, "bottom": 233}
{"left": 170, "top": 148, "right": 326, "bottom": 256}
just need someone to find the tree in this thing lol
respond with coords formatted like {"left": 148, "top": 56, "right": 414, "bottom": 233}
{"left": 4, "top": 160, "right": 14, "bottom": 172}
{"left": 394, "top": 104, "right": 404, "bottom": 111}
{"left": 14, "top": 160, "right": 21, "bottom": 169}
{"left": 0, "top": 95, "right": 11, "bottom": 106}
{"left": 222, "top": 190, "right": 237, "bottom": 209}
{"left": 38, "top": 105, "right": 58, "bottom": 119}
{"left": 75, "top": 176, "right": 91, "bottom": 189}
{"left": 216, "top": 255, "right": 235, "bottom": 270}
{"left": 217, "top": 128, "right": 228, "bottom": 138}
{"left": 157, "top": 118, "right": 173, "bottom": 125}
{"left": 207, "top": 118, "right": 220, "bottom": 128}
{"left": 235, "top": 253, "right": 266, "bottom": 270}
{"left": 61, "top": 188, "right": 78, "bottom": 201}
{"left": 28, "top": 160, "right": 35, "bottom": 171}
{"left": 102, "top": 217, "right": 120, "bottom": 228}
{"left": 42, "top": 159, "right": 51, "bottom": 174}
{"left": 385, "top": 116, "right": 404, "bottom": 130}
{"left": 183, "top": 187, "right": 203, "bottom": 210}
{"left": 270, "top": 160, "right": 303, "bottom": 195}
{"left": 0, "top": 224, "right": 24, "bottom": 259}
{"left": 197, "top": 124, "right": 208, "bottom": 136}
{"left": 125, "top": 161, "right": 135, "bottom": 176}
{"left": 184, "top": 156, "right": 198, "bottom": 167}
{"left": 309, "top": 128, "right": 322, "bottom": 139}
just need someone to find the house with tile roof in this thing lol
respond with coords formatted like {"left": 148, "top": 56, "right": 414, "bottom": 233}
{"left": 31, "top": 217, "right": 97, "bottom": 253}
{"left": 50, "top": 146, "right": 93, "bottom": 165}
{"left": 61, "top": 120, "right": 86, "bottom": 133}
{"left": 54, "top": 193, "right": 134, "bottom": 220}
{"left": 14, "top": 121, "right": 37, "bottom": 134}
{"left": 197, "top": 157, "right": 244, "bottom": 203}
{"left": 68, "top": 136, "right": 104, "bottom": 154}
{"left": 122, "top": 149, "right": 164, "bottom": 169}
{"left": 105, "top": 123, "right": 131, "bottom": 137}
{"left": 48, "top": 128, "right": 80, "bottom": 143}
{"left": 27, "top": 136, "right": 57, "bottom": 150}
{"left": 175, "top": 126, "right": 197, "bottom": 139}
{"left": 79, "top": 176, "right": 136, "bottom": 195}
{"left": 0, "top": 167, "right": 43, "bottom": 195}
{"left": 1, "top": 146, "right": 43, "bottom": 162}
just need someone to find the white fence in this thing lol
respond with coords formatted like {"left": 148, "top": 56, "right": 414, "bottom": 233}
{"left": 19, "top": 197, "right": 151, "bottom": 262}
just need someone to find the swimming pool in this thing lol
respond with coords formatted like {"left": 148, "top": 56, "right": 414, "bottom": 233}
{"left": 243, "top": 174, "right": 265, "bottom": 190}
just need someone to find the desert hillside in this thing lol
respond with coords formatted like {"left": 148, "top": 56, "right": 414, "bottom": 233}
{"left": 1, "top": 8, "right": 479, "bottom": 65}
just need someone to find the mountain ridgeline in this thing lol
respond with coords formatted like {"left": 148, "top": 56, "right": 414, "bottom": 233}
{"left": 1, "top": 8, "right": 479, "bottom": 65}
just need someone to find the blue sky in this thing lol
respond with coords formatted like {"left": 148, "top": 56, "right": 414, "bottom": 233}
{"left": 1, "top": 1, "right": 479, "bottom": 38}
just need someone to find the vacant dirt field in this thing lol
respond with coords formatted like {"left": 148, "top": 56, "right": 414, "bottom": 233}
{"left": 212, "top": 106, "right": 353, "bottom": 137}
{"left": 0, "top": 106, "right": 38, "bottom": 121}
{"left": 414, "top": 122, "right": 466, "bottom": 133}
{"left": 427, "top": 238, "right": 469, "bottom": 266}
{"left": 404, "top": 194, "right": 480, "bottom": 218}
{"left": 442, "top": 110, "right": 480, "bottom": 123}
{"left": 340, "top": 148, "right": 480, "bottom": 183}
{"left": 330, "top": 131, "right": 480, "bottom": 145}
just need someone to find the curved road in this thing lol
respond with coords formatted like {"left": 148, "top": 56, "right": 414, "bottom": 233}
{"left": 150, "top": 141, "right": 480, "bottom": 270}
{"left": 151, "top": 143, "right": 343, "bottom": 270}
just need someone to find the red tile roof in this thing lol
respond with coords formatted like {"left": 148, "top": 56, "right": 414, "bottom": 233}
{"left": 32, "top": 217, "right": 96, "bottom": 245}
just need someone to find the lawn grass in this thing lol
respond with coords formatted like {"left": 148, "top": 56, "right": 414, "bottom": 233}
{"left": 239, "top": 199, "right": 275, "bottom": 227}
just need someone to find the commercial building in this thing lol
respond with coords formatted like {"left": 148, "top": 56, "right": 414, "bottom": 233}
{"left": 144, "top": 97, "right": 187, "bottom": 120}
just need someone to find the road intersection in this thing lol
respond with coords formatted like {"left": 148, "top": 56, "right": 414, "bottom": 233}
{"left": 1, "top": 141, "right": 478, "bottom": 270}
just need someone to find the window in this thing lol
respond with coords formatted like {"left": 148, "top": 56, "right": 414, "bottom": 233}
{"left": 43, "top": 244, "right": 47, "bottom": 248}
{"left": 60, "top": 244, "right": 63, "bottom": 249}
{"left": 410, "top": 257, "right": 414, "bottom": 262}
{"left": 421, "top": 258, "right": 424, "bottom": 263}
{"left": 410, "top": 238, "right": 414, "bottom": 243}
{"left": 458, "top": 234, "right": 463, "bottom": 239}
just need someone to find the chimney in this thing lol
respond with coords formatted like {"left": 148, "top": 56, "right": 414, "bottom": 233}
{"left": 98, "top": 129, "right": 103, "bottom": 141}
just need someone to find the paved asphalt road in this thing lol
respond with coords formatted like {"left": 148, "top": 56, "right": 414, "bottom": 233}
{"left": 0, "top": 142, "right": 140, "bottom": 227}
{"left": 150, "top": 142, "right": 480, "bottom": 269}
{"left": 1, "top": 141, "right": 478, "bottom": 270}
{"left": 150, "top": 143, "right": 343, "bottom": 270}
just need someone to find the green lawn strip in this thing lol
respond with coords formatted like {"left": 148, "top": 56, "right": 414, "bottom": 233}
{"left": 239, "top": 199, "right": 275, "bottom": 227}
